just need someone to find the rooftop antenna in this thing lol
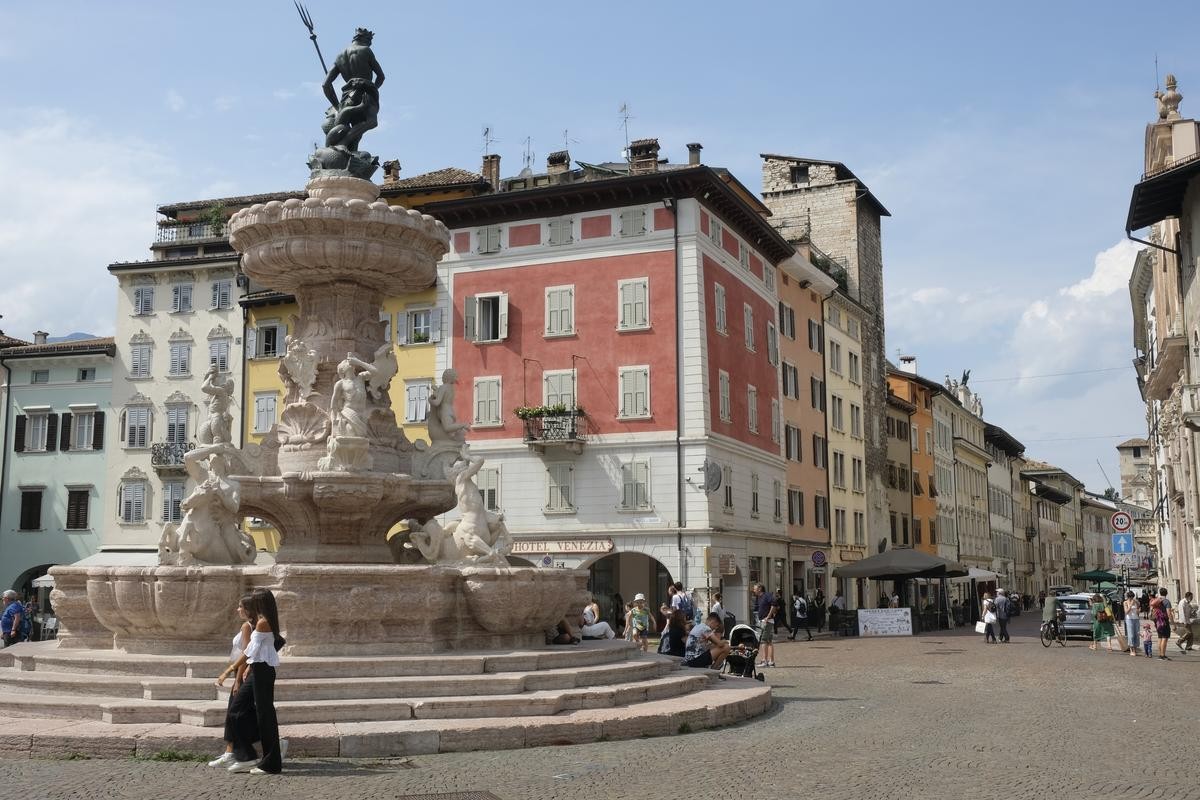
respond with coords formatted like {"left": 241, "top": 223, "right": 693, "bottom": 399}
{"left": 618, "top": 102, "right": 633, "bottom": 156}
{"left": 482, "top": 125, "right": 498, "bottom": 155}
{"left": 1155, "top": 53, "right": 1160, "bottom": 91}
{"left": 562, "top": 129, "right": 579, "bottom": 151}
{"left": 522, "top": 136, "right": 534, "bottom": 171}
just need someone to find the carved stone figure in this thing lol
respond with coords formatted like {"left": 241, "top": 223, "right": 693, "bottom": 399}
{"left": 366, "top": 341, "right": 398, "bottom": 404}
{"left": 279, "top": 335, "right": 319, "bottom": 405}
{"left": 308, "top": 28, "right": 385, "bottom": 178}
{"left": 328, "top": 352, "right": 376, "bottom": 438}
{"left": 404, "top": 447, "right": 512, "bottom": 565}
{"left": 158, "top": 443, "right": 255, "bottom": 566}
{"left": 427, "top": 369, "right": 470, "bottom": 444}
{"left": 197, "top": 365, "right": 235, "bottom": 445}
{"left": 1156, "top": 74, "right": 1183, "bottom": 121}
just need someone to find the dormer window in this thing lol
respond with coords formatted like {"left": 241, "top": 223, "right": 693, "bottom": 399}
{"left": 790, "top": 165, "right": 809, "bottom": 184}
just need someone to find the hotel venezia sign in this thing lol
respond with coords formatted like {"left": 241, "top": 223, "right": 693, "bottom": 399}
{"left": 511, "top": 539, "right": 615, "bottom": 554}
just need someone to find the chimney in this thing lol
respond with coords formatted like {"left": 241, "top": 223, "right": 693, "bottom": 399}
{"left": 899, "top": 355, "right": 917, "bottom": 375}
{"left": 546, "top": 150, "right": 570, "bottom": 177}
{"left": 628, "top": 138, "right": 660, "bottom": 175}
{"left": 33, "top": 331, "right": 48, "bottom": 345}
{"left": 482, "top": 154, "right": 501, "bottom": 191}
{"left": 382, "top": 160, "right": 401, "bottom": 182}
{"left": 686, "top": 142, "right": 703, "bottom": 166}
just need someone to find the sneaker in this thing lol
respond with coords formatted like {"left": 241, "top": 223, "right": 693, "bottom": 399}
{"left": 207, "top": 752, "right": 234, "bottom": 768}
{"left": 249, "top": 767, "right": 280, "bottom": 775}
{"left": 279, "top": 739, "right": 289, "bottom": 761}
{"left": 757, "top": 660, "right": 768, "bottom": 667}
{"left": 1178, "top": 641, "right": 1187, "bottom": 652}
{"left": 767, "top": 661, "right": 776, "bottom": 667}
{"left": 228, "top": 760, "right": 258, "bottom": 773}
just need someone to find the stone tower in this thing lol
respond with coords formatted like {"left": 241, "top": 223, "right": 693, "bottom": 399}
{"left": 1116, "top": 437, "right": 1152, "bottom": 509}
{"left": 760, "top": 154, "right": 891, "bottom": 543}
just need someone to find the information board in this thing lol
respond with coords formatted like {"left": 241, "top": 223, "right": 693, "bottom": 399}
{"left": 856, "top": 608, "right": 913, "bottom": 637}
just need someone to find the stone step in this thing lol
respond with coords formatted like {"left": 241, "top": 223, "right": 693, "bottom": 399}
{"left": 0, "top": 678, "right": 772, "bottom": 759}
{"left": 0, "top": 693, "right": 190, "bottom": 725}
{"left": 3, "top": 670, "right": 218, "bottom": 701}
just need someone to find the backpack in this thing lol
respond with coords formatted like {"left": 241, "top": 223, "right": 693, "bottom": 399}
{"left": 794, "top": 597, "right": 808, "bottom": 618}
{"left": 20, "top": 611, "right": 31, "bottom": 642}
{"left": 1153, "top": 604, "right": 1169, "bottom": 627}
{"left": 677, "top": 593, "right": 694, "bottom": 621}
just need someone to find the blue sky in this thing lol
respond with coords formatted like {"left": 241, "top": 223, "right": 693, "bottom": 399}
{"left": 2, "top": 1, "right": 1197, "bottom": 491}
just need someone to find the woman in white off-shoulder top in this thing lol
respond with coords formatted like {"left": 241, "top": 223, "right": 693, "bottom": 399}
{"left": 217, "top": 589, "right": 287, "bottom": 775}
{"left": 207, "top": 596, "right": 254, "bottom": 768}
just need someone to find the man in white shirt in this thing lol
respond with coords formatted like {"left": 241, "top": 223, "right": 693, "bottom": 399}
{"left": 1177, "top": 592, "right": 1195, "bottom": 652}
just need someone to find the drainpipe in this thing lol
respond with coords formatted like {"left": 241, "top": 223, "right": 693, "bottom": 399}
{"left": 239, "top": 301, "right": 249, "bottom": 449}
{"left": 0, "top": 358, "right": 11, "bottom": 561}
{"left": 665, "top": 192, "right": 686, "bottom": 589}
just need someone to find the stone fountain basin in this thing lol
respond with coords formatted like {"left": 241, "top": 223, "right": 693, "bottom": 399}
{"left": 461, "top": 567, "right": 589, "bottom": 634}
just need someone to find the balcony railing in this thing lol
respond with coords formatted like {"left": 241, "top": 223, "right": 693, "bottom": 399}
{"left": 156, "top": 222, "right": 227, "bottom": 243}
{"left": 1025, "top": 526, "right": 1038, "bottom": 541}
{"left": 151, "top": 441, "right": 195, "bottom": 470}
{"left": 522, "top": 412, "right": 588, "bottom": 454}
{"left": 1183, "top": 384, "right": 1200, "bottom": 431}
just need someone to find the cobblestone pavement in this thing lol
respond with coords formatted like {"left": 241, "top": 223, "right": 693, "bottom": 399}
{"left": 4, "top": 614, "right": 1199, "bottom": 800}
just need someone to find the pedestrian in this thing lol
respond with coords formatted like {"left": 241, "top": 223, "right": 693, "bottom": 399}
{"left": 622, "top": 603, "right": 634, "bottom": 642}
{"left": 1090, "top": 593, "right": 1117, "bottom": 652}
{"left": 670, "top": 582, "right": 695, "bottom": 626}
{"left": 1123, "top": 591, "right": 1142, "bottom": 657}
{"left": 752, "top": 583, "right": 777, "bottom": 667}
{"left": 580, "top": 595, "right": 616, "bottom": 640}
{"left": 877, "top": 592, "right": 889, "bottom": 609}
{"left": 1151, "top": 588, "right": 1173, "bottom": 660}
{"left": 813, "top": 590, "right": 827, "bottom": 633}
{"left": 1175, "top": 591, "right": 1196, "bottom": 653}
{"left": 1, "top": 590, "right": 28, "bottom": 647}
{"left": 207, "top": 595, "right": 255, "bottom": 768}
{"left": 1038, "top": 590, "right": 1046, "bottom": 611}
{"left": 1139, "top": 589, "right": 1152, "bottom": 618}
{"left": 216, "top": 589, "right": 287, "bottom": 775}
{"left": 891, "top": 592, "right": 900, "bottom": 609}
{"left": 629, "top": 593, "right": 653, "bottom": 651}
{"left": 995, "top": 588, "right": 1012, "bottom": 643}
{"left": 981, "top": 592, "right": 998, "bottom": 643}
{"left": 657, "top": 608, "right": 687, "bottom": 657}
{"left": 789, "top": 592, "right": 812, "bottom": 641}
{"left": 681, "top": 612, "right": 730, "bottom": 670}
{"left": 709, "top": 592, "right": 724, "bottom": 620}
{"left": 1142, "top": 619, "right": 1155, "bottom": 657}
{"left": 830, "top": 590, "right": 846, "bottom": 630}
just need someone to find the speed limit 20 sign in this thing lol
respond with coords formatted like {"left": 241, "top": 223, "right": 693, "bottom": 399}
{"left": 1111, "top": 511, "right": 1132, "bottom": 532}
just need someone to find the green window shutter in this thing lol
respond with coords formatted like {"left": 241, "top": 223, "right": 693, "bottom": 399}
{"left": 463, "top": 295, "right": 477, "bottom": 341}
{"left": 45, "top": 413, "right": 58, "bottom": 452}
{"left": 13, "top": 415, "right": 26, "bottom": 452}
{"left": 92, "top": 411, "right": 105, "bottom": 450}
{"left": 60, "top": 413, "right": 73, "bottom": 451}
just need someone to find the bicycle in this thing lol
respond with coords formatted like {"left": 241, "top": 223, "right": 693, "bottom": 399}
{"left": 1040, "top": 616, "right": 1066, "bottom": 647}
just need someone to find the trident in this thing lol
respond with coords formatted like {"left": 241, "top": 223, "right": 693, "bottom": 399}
{"left": 294, "top": 2, "right": 329, "bottom": 74}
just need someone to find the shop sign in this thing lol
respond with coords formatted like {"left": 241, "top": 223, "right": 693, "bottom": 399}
{"left": 718, "top": 553, "right": 737, "bottom": 575}
{"left": 512, "top": 539, "right": 614, "bottom": 555}
{"left": 839, "top": 550, "right": 863, "bottom": 562}
{"left": 857, "top": 608, "right": 913, "bottom": 637}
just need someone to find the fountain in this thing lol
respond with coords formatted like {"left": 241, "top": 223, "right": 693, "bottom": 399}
{"left": 0, "top": 24, "right": 769, "bottom": 758}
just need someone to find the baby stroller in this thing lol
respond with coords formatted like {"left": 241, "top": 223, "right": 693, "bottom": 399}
{"left": 723, "top": 624, "right": 765, "bottom": 681}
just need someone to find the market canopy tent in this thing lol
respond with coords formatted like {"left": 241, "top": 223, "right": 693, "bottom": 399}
{"left": 831, "top": 549, "right": 969, "bottom": 581}
{"left": 948, "top": 567, "right": 1003, "bottom": 584}
{"left": 1073, "top": 569, "right": 1117, "bottom": 584}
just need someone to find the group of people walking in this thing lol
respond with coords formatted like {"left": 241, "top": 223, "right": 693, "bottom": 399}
{"left": 1093, "top": 587, "right": 1195, "bottom": 660}
{"left": 979, "top": 588, "right": 1015, "bottom": 643}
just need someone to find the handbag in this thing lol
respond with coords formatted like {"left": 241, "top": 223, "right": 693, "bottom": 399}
{"left": 983, "top": 611, "right": 997, "bottom": 624}
{"left": 974, "top": 621, "right": 987, "bottom": 634}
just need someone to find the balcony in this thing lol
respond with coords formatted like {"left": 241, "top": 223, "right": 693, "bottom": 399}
{"left": 155, "top": 221, "right": 227, "bottom": 244}
{"left": 519, "top": 409, "right": 588, "bottom": 454}
{"left": 151, "top": 441, "right": 195, "bottom": 472}
{"left": 1183, "top": 384, "right": 1200, "bottom": 431}
{"left": 1025, "top": 526, "right": 1038, "bottom": 541}
{"left": 1069, "top": 552, "right": 1085, "bottom": 569}
{"left": 1142, "top": 316, "right": 1186, "bottom": 403}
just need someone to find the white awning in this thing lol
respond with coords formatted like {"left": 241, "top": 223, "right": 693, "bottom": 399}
{"left": 31, "top": 574, "right": 56, "bottom": 588}
{"left": 948, "top": 567, "right": 1004, "bottom": 584}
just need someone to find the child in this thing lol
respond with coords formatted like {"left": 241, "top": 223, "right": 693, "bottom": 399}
{"left": 629, "top": 593, "right": 653, "bottom": 651}
{"left": 1142, "top": 620, "right": 1154, "bottom": 657}
{"left": 623, "top": 603, "right": 634, "bottom": 642}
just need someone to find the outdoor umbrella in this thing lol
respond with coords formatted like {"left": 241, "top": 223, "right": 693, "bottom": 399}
{"left": 1073, "top": 569, "right": 1117, "bottom": 584}
{"left": 831, "top": 548, "right": 969, "bottom": 580}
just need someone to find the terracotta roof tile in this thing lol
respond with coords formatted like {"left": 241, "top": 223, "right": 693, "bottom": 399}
{"left": 0, "top": 337, "right": 115, "bottom": 357}
{"left": 383, "top": 167, "right": 487, "bottom": 190}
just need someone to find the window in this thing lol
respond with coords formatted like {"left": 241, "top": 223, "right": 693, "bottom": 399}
{"left": 171, "top": 284, "right": 193, "bottom": 313}
{"left": 778, "top": 302, "right": 796, "bottom": 339}
{"left": 850, "top": 404, "right": 862, "bottom": 438}
{"left": 477, "top": 467, "right": 500, "bottom": 511}
{"left": 621, "top": 461, "right": 651, "bottom": 510}
{"left": 829, "top": 340, "right": 842, "bottom": 374}
{"left": 738, "top": 242, "right": 750, "bottom": 270}
{"left": 66, "top": 489, "right": 90, "bottom": 530}
{"left": 72, "top": 412, "right": 95, "bottom": 451}
{"left": 852, "top": 458, "right": 864, "bottom": 492}
{"left": 405, "top": 379, "right": 431, "bottom": 423}
{"left": 832, "top": 451, "right": 846, "bottom": 488}
{"left": 814, "top": 496, "right": 830, "bottom": 530}
{"left": 766, "top": 321, "right": 779, "bottom": 366}
{"left": 750, "top": 473, "right": 760, "bottom": 517}
{"left": 168, "top": 342, "right": 191, "bottom": 376}
{"left": 718, "top": 370, "right": 731, "bottom": 422}
{"left": 785, "top": 425, "right": 802, "bottom": 462}
{"left": 162, "top": 481, "right": 185, "bottom": 523}
{"left": 890, "top": 513, "right": 898, "bottom": 544}
{"left": 464, "top": 293, "right": 508, "bottom": 342}
{"left": 787, "top": 489, "right": 804, "bottom": 526}
{"left": 619, "top": 366, "right": 650, "bottom": 418}
{"left": 548, "top": 217, "right": 573, "bottom": 246}
{"left": 477, "top": 225, "right": 501, "bottom": 253}
{"left": 620, "top": 208, "right": 646, "bottom": 237}
{"left": 782, "top": 362, "right": 799, "bottom": 399}
{"left": 848, "top": 352, "right": 860, "bottom": 384}
{"left": 747, "top": 385, "right": 758, "bottom": 433}
{"left": 543, "top": 370, "right": 576, "bottom": 409}
{"left": 898, "top": 467, "right": 909, "bottom": 492}
{"left": 77, "top": 368, "right": 95, "bottom": 382}
{"left": 763, "top": 263, "right": 777, "bottom": 292}
{"left": 722, "top": 465, "right": 734, "bottom": 511}
{"left": 810, "top": 376, "right": 825, "bottom": 411}
{"left": 19, "top": 489, "right": 42, "bottom": 530}
{"left": 714, "top": 284, "right": 727, "bottom": 334}
{"left": 930, "top": 520, "right": 937, "bottom": 545}
{"left": 790, "top": 165, "right": 809, "bottom": 184}
{"left": 770, "top": 399, "right": 781, "bottom": 444}
{"left": 830, "top": 396, "right": 844, "bottom": 431}
{"left": 709, "top": 217, "right": 723, "bottom": 246}
{"left": 743, "top": 304, "right": 755, "bottom": 351}
{"left": 209, "top": 339, "right": 231, "bottom": 373}
{"left": 545, "top": 285, "right": 575, "bottom": 336}
{"left": 210, "top": 279, "right": 232, "bottom": 310}
{"left": 255, "top": 322, "right": 283, "bottom": 357}
{"left": 133, "top": 286, "right": 154, "bottom": 315}
{"left": 812, "top": 434, "right": 827, "bottom": 469}
{"left": 399, "top": 307, "right": 442, "bottom": 345}
{"left": 546, "top": 463, "right": 574, "bottom": 512}
{"left": 828, "top": 305, "right": 842, "bottom": 328}
{"left": 123, "top": 406, "right": 151, "bottom": 448}
{"left": 119, "top": 481, "right": 146, "bottom": 523}
{"left": 473, "top": 377, "right": 501, "bottom": 426}
{"left": 618, "top": 278, "right": 649, "bottom": 330}
{"left": 808, "top": 319, "right": 824, "bottom": 353}
{"left": 834, "top": 508, "right": 847, "bottom": 544}
{"left": 914, "top": 518, "right": 923, "bottom": 544}
{"left": 254, "top": 394, "right": 277, "bottom": 433}
{"left": 31, "top": 369, "right": 49, "bottom": 384}
{"left": 166, "top": 406, "right": 189, "bottom": 445}
{"left": 773, "top": 480, "right": 783, "bottom": 522}
{"left": 854, "top": 511, "right": 865, "bottom": 545}
{"left": 24, "top": 413, "right": 50, "bottom": 452}
{"left": 130, "top": 344, "right": 151, "bottom": 378}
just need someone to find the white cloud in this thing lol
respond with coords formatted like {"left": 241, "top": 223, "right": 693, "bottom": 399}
{"left": 273, "top": 89, "right": 296, "bottom": 101}
{"left": 165, "top": 89, "right": 185, "bottom": 113}
{"left": 1063, "top": 239, "right": 1140, "bottom": 299}
{"left": 0, "top": 109, "right": 176, "bottom": 341}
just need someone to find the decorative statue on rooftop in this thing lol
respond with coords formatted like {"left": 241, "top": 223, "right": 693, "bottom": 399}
{"left": 1156, "top": 74, "right": 1183, "bottom": 121}
{"left": 306, "top": 26, "right": 385, "bottom": 179}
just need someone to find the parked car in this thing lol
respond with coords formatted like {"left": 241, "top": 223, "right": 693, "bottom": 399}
{"left": 1055, "top": 593, "right": 1098, "bottom": 637}
{"left": 1048, "top": 585, "right": 1076, "bottom": 597}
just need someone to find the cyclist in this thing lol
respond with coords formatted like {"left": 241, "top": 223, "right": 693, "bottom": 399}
{"left": 1041, "top": 594, "right": 1066, "bottom": 645}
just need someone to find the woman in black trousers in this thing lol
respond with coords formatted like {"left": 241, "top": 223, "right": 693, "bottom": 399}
{"left": 217, "top": 589, "right": 287, "bottom": 775}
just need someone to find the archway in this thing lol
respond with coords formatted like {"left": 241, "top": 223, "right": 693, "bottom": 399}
{"left": 585, "top": 551, "right": 673, "bottom": 631}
